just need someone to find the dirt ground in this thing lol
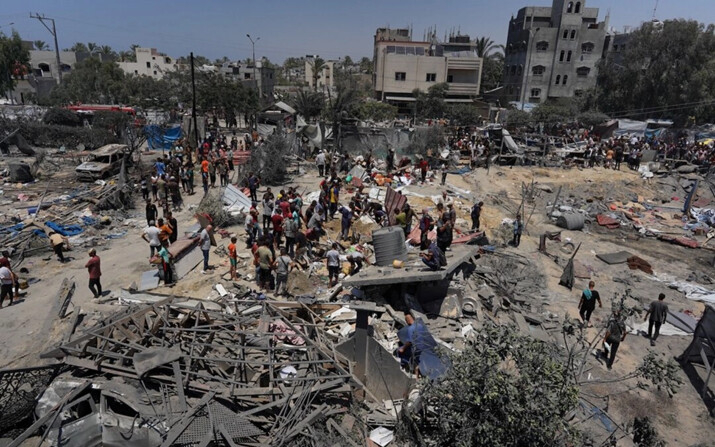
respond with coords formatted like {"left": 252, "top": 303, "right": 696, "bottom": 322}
{"left": 1, "top": 153, "right": 713, "bottom": 445}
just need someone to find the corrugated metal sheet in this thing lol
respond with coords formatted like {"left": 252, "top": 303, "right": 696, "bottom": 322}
{"left": 222, "top": 184, "right": 252, "bottom": 211}
{"left": 385, "top": 186, "right": 407, "bottom": 226}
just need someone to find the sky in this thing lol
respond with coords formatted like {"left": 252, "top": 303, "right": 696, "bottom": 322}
{"left": 2, "top": 0, "right": 714, "bottom": 63}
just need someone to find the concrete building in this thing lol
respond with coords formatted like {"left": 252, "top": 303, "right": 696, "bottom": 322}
{"left": 118, "top": 47, "right": 176, "bottom": 79}
{"left": 218, "top": 60, "right": 275, "bottom": 103}
{"left": 503, "top": 0, "right": 608, "bottom": 105}
{"left": 304, "top": 56, "right": 335, "bottom": 91}
{"left": 372, "top": 27, "right": 483, "bottom": 110}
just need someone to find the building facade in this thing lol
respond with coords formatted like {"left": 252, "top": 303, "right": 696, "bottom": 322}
{"left": 219, "top": 60, "right": 275, "bottom": 103}
{"left": 118, "top": 47, "right": 176, "bottom": 79}
{"left": 503, "top": 0, "right": 608, "bottom": 105}
{"left": 372, "top": 28, "right": 482, "bottom": 110}
{"left": 304, "top": 56, "right": 335, "bottom": 91}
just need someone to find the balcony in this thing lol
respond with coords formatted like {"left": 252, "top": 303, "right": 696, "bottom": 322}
{"left": 448, "top": 82, "right": 479, "bottom": 95}
{"left": 446, "top": 57, "right": 481, "bottom": 71}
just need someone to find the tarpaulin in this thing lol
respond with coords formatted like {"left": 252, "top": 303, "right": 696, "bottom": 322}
{"left": 45, "top": 221, "right": 83, "bottom": 236}
{"left": 145, "top": 125, "right": 182, "bottom": 150}
{"left": 596, "top": 214, "right": 620, "bottom": 229}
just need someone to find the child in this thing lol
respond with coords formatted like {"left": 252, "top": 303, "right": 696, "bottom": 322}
{"left": 228, "top": 236, "right": 238, "bottom": 280}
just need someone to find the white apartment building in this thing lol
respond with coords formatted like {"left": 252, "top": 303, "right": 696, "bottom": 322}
{"left": 118, "top": 47, "right": 176, "bottom": 79}
{"left": 304, "top": 56, "right": 335, "bottom": 91}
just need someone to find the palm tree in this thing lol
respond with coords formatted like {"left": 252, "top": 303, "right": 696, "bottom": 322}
{"left": 293, "top": 90, "right": 324, "bottom": 122}
{"left": 100, "top": 45, "right": 115, "bottom": 57}
{"left": 70, "top": 42, "right": 89, "bottom": 53}
{"left": 33, "top": 40, "right": 49, "bottom": 51}
{"left": 87, "top": 42, "right": 99, "bottom": 53}
{"left": 308, "top": 57, "right": 326, "bottom": 92}
{"left": 118, "top": 50, "right": 134, "bottom": 62}
{"left": 475, "top": 37, "right": 497, "bottom": 58}
{"left": 329, "top": 84, "right": 358, "bottom": 151}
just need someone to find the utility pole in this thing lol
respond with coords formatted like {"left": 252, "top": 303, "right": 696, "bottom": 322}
{"left": 30, "top": 13, "right": 62, "bottom": 84}
{"left": 190, "top": 52, "right": 199, "bottom": 161}
{"left": 246, "top": 34, "right": 260, "bottom": 130}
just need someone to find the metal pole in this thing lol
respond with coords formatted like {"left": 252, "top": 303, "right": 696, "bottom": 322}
{"left": 30, "top": 14, "right": 62, "bottom": 84}
{"left": 246, "top": 34, "right": 260, "bottom": 131}
{"left": 521, "top": 28, "right": 537, "bottom": 110}
{"left": 190, "top": 52, "right": 199, "bottom": 161}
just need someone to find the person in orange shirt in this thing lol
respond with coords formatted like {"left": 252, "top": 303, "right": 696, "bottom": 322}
{"left": 157, "top": 218, "right": 173, "bottom": 244}
{"left": 228, "top": 236, "right": 238, "bottom": 280}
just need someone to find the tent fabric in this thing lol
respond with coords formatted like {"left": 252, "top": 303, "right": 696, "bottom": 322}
{"left": 145, "top": 125, "right": 182, "bottom": 150}
{"left": 45, "top": 221, "right": 83, "bottom": 236}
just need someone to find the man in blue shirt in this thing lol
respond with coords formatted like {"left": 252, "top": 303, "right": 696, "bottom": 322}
{"left": 154, "top": 158, "right": 166, "bottom": 176}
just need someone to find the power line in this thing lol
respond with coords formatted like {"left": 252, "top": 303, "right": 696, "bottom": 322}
{"left": 29, "top": 13, "right": 62, "bottom": 84}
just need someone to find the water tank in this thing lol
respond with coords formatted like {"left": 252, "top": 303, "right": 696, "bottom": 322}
{"left": 372, "top": 226, "right": 408, "bottom": 266}
{"left": 556, "top": 213, "right": 585, "bottom": 230}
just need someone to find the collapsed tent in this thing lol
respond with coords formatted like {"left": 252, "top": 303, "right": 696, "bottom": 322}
{"left": 145, "top": 125, "right": 182, "bottom": 150}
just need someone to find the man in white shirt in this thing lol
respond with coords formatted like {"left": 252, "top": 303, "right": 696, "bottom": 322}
{"left": 142, "top": 221, "right": 162, "bottom": 258}
{"left": 316, "top": 151, "right": 326, "bottom": 177}
{"left": 325, "top": 242, "right": 341, "bottom": 287}
{"left": 0, "top": 265, "right": 15, "bottom": 307}
{"left": 200, "top": 225, "right": 213, "bottom": 273}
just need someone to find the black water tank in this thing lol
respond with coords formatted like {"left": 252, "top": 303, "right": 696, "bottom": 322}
{"left": 372, "top": 226, "right": 407, "bottom": 266}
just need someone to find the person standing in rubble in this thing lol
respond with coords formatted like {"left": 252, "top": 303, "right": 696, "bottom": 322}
{"left": 273, "top": 246, "right": 293, "bottom": 296}
{"left": 644, "top": 293, "right": 669, "bottom": 346}
{"left": 200, "top": 225, "right": 212, "bottom": 274}
{"left": 262, "top": 188, "right": 275, "bottom": 232}
{"left": 228, "top": 236, "right": 238, "bottom": 281}
{"left": 578, "top": 281, "right": 602, "bottom": 327}
{"left": 419, "top": 209, "right": 433, "bottom": 250}
{"left": 326, "top": 242, "right": 341, "bottom": 287}
{"left": 145, "top": 199, "right": 158, "bottom": 227}
{"left": 247, "top": 172, "right": 260, "bottom": 202}
{"left": 512, "top": 214, "right": 523, "bottom": 247}
{"left": 316, "top": 150, "right": 326, "bottom": 177}
{"left": 603, "top": 309, "right": 627, "bottom": 370}
{"left": 256, "top": 238, "right": 274, "bottom": 291}
{"left": 0, "top": 262, "right": 16, "bottom": 308}
{"left": 49, "top": 231, "right": 69, "bottom": 263}
{"left": 435, "top": 204, "right": 451, "bottom": 253}
{"left": 85, "top": 248, "right": 102, "bottom": 298}
{"left": 471, "top": 201, "right": 483, "bottom": 231}
{"left": 0, "top": 251, "right": 19, "bottom": 301}
{"left": 386, "top": 147, "right": 395, "bottom": 173}
{"left": 158, "top": 240, "right": 174, "bottom": 285}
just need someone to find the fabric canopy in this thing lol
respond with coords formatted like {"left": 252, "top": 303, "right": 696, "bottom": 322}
{"left": 145, "top": 125, "right": 182, "bottom": 150}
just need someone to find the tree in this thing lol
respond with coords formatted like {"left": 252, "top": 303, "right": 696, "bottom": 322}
{"left": 475, "top": 36, "right": 498, "bottom": 58}
{"left": 293, "top": 90, "right": 324, "bottom": 122}
{"left": 354, "top": 101, "right": 397, "bottom": 122}
{"left": 87, "top": 42, "right": 98, "bottom": 53}
{"left": 328, "top": 83, "right": 358, "bottom": 150}
{"left": 308, "top": 57, "right": 326, "bottom": 91}
{"left": 33, "top": 40, "right": 49, "bottom": 51}
{"left": 48, "top": 58, "right": 128, "bottom": 105}
{"left": 99, "top": 45, "right": 115, "bottom": 57}
{"left": 414, "top": 82, "right": 449, "bottom": 120}
{"left": 407, "top": 324, "right": 581, "bottom": 447}
{"left": 358, "top": 56, "right": 373, "bottom": 74}
{"left": 69, "top": 42, "right": 88, "bottom": 53}
{"left": 595, "top": 19, "right": 715, "bottom": 124}
{"left": 445, "top": 104, "right": 482, "bottom": 126}
{"left": 343, "top": 55, "right": 353, "bottom": 67}
{"left": 480, "top": 56, "right": 504, "bottom": 93}
{"left": 0, "top": 30, "right": 31, "bottom": 101}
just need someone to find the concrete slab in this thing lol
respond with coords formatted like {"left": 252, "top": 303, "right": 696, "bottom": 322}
{"left": 138, "top": 270, "right": 160, "bottom": 291}
{"left": 174, "top": 245, "right": 203, "bottom": 279}
{"left": 596, "top": 251, "right": 633, "bottom": 265}
{"left": 342, "top": 245, "right": 480, "bottom": 287}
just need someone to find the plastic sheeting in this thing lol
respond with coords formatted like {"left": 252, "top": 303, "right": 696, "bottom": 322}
{"left": 145, "top": 125, "right": 182, "bottom": 150}
{"left": 45, "top": 221, "right": 83, "bottom": 237}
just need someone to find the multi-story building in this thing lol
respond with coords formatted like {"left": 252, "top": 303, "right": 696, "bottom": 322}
{"left": 118, "top": 47, "right": 176, "bottom": 79}
{"left": 372, "top": 27, "right": 482, "bottom": 111}
{"left": 219, "top": 60, "right": 275, "bottom": 103}
{"left": 503, "top": 0, "right": 608, "bottom": 105}
{"left": 304, "top": 56, "right": 335, "bottom": 91}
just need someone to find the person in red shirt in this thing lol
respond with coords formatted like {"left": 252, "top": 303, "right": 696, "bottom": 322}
{"left": 418, "top": 157, "right": 429, "bottom": 184}
{"left": 85, "top": 248, "right": 102, "bottom": 298}
{"left": 279, "top": 199, "right": 291, "bottom": 217}
{"left": 228, "top": 236, "right": 238, "bottom": 280}
{"left": 271, "top": 212, "right": 284, "bottom": 248}
{"left": 0, "top": 250, "right": 19, "bottom": 299}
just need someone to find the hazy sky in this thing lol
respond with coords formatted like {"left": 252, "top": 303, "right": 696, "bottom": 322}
{"left": 3, "top": 0, "right": 714, "bottom": 62}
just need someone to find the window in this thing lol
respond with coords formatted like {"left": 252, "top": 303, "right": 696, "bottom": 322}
{"left": 152, "top": 56, "right": 155, "bottom": 60}
{"left": 510, "top": 65, "right": 516, "bottom": 76}
{"left": 416, "top": 47, "right": 425, "bottom": 55}
{"left": 38, "top": 63, "right": 50, "bottom": 73}
{"left": 612, "top": 44, "right": 619, "bottom": 52}
{"left": 507, "top": 44, "right": 513, "bottom": 55}
{"left": 447, "top": 75, "right": 454, "bottom": 82}
{"left": 555, "top": 75, "right": 561, "bottom": 85}
{"left": 582, "top": 42, "right": 595, "bottom": 53}
{"left": 576, "top": 66, "right": 591, "bottom": 77}
{"left": 425, "top": 73, "right": 436, "bottom": 82}
{"left": 405, "top": 46, "right": 415, "bottom": 55}
{"left": 134, "top": 70, "right": 138, "bottom": 74}
{"left": 567, "top": 51, "right": 572, "bottom": 62}
{"left": 153, "top": 70, "right": 157, "bottom": 75}
{"left": 532, "top": 65, "right": 545, "bottom": 75}
{"left": 570, "top": 30, "right": 576, "bottom": 39}
{"left": 386, "top": 46, "right": 396, "bottom": 54}
{"left": 517, "top": 65, "right": 523, "bottom": 75}
{"left": 559, "top": 51, "right": 565, "bottom": 62}
{"left": 567, "top": 2, "right": 573, "bottom": 13}
{"left": 563, "top": 30, "right": 569, "bottom": 39}
{"left": 146, "top": 61, "right": 151, "bottom": 68}
{"left": 530, "top": 88, "right": 541, "bottom": 98}
{"left": 536, "top": 41, "right": 549, "bottom": 51}
{"left": 244, "top": 73, "right": 251, "bottom": 79}
{"left": 396, "top": 46, "right": 405, "bottom": 55}
{"left": 562, "top": 75, "right": 568, "bottom": 85}
{"left": 575, "top": 2, "right": 581, "bottom": 13}
{"left": 395, "top": 72, "right": 406, "bottom": 81}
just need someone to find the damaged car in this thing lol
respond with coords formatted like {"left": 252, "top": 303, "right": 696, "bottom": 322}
{"left": 75, "top": 144, "right": 132, "bottom": 181}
